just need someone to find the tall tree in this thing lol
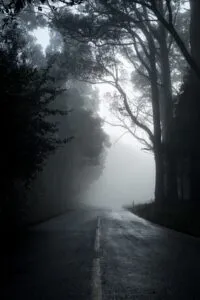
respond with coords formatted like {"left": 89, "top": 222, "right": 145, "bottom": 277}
{"left": 169, "top": 0, "right": 200, "bottom": 202}
{"left": 174, "top": 0, "right": 200, "bottom": 201}
{"left": 0, "top": 24, "right": 72, "bottom": 225}
{"left": 26, "top": 82, "right": 109, "bottom": 222}
{"left": 51, "top": 0, "right": 185, "bottom": 202}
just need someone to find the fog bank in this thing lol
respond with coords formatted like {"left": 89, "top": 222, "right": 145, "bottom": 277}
{"left": 83, "top": 140, "right": 155, "bottom": 209}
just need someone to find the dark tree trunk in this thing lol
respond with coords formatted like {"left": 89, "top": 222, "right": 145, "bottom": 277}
{"left": 149, "top": 37, "right": 165, "bottom": 202}
{"left": 190, "top": 155, "right": 200, "bottom": 201}
{"left": 133, "top": 4, "right": 165, "bottom": 202}
{"left": 190, "top": 0, "right": 200, "bottom": 67}
{"left": 158, "top": 2, "right": 173, "bottom": 137}
{"left": 154, "top": 147, "right": 165, "bottom": 202}
{"left": 158, "top": 0, "right": 178, "bottom": 202}
{"left": 189, "top": 0, "right": 200, "bottom": 201}
{"left": 164, "top": 151, "right": 178, "bottom": 202}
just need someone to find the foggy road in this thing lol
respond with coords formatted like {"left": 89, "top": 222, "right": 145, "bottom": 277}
{"left": 1, "top": 209, "right": 200, "bottom": 300}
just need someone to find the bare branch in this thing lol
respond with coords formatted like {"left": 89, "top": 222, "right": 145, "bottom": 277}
{"left": 104, "top": 118, "right": 153, "bottom": 150}
{"left": 77, "top": 78, "right": 115, "bottom": 85}
{"left": 166, "top": 0, "right": 173, "bottom": 25}
{"left": 103, "top": 0, "right": 200, "bottom": 78}
{"left": 132, "top": 35, "right": 151, "bottom": 74}
{"left": 114, "top": 79, "right": 154, "bottom": 143}
{"left": 103, "top": 119, "right": 124, "bottom": 128}
{"left": 112, "top": 131, "right": 129, "bottom": 146}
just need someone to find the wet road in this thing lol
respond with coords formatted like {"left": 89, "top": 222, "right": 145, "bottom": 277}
{"left": 1, "top": 209, "right": 200, "bottom": 299}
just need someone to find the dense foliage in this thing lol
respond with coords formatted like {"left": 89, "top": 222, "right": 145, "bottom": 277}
{"left": 0, "top": 20, "right": 109, "bottom": 226}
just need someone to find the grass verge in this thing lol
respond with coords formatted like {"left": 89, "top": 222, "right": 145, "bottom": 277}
{"left": 127, "top": 201, "right": 200, "bottom": 237}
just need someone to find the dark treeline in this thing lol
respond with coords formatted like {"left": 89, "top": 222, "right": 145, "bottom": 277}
{"left": 1, "top": 0, "right": 200, "bottom": 228}
{"left": 0, "top": 7, "right": 110, "bottom": 228}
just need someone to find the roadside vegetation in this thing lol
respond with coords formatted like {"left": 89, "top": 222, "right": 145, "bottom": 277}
{"left": 127, "top": 201, "right": 200, "bottom": 237}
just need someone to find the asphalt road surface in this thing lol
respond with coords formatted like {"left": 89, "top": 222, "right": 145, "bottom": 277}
{"left": 1, "top": 208, "right": 200, "bottom": 299}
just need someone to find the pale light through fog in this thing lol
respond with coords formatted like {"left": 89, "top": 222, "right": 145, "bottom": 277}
{"left": 34, "top": 28, "right": 155, "bottom": 208}
{"left": 32, "top": 28, "right": 50, "bottom": 52}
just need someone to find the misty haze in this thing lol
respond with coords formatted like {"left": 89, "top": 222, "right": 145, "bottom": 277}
{"left": 84, "top": 140, "right": 154, "bottom": 209}
{"left": 1, "top": 1, "right": 200, "bottom": 299}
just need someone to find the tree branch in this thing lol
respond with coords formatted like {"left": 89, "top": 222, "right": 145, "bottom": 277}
{"left": 103, "top": 0, "right": 200, "bottom": 78}
{"left": 114, "top": 79, "right": 154, "bottom": 143}
{"left": 166, "top": 0, "right": 173, "bottom": 25}
{"left": 104, "top": 118, "right": 153, "bottom": 150}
